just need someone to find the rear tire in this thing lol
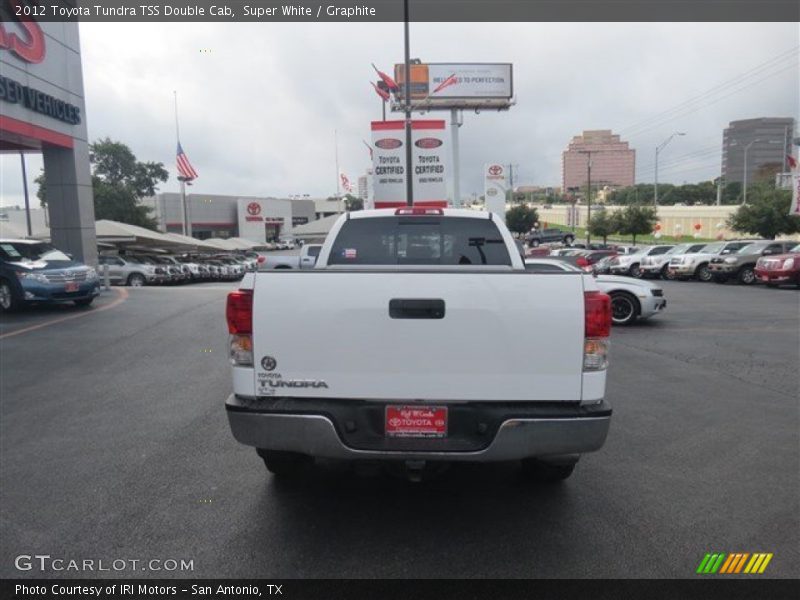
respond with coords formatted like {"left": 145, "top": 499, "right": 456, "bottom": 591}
{"left": 610, "top": 291, "right": 640, "bottom": 325}
{"left": 563, "top": 235, "right": 574, "bottom": 246}
{"left": 521, "top": 458, "right": 576, "bottom": 482}
{"left": 257, "top": 449, "right": 313, "bottom": 477}
{"left": 531, "top": 239, "right": 540, "bottom": 248}
{"left": 661, "top": 264, "right": 675, "bottom": 280}
{"left": 628, "top": 263, "right": 641, "bottom": 278}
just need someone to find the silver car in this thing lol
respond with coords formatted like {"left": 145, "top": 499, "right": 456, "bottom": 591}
{"left": 608, "top": 245, "right": 674, "bottom": 278}
{"left": 640, "top": 242, "right": 707, "bottom": 280}
{"left": 97, "top": 255, "right": 164, "bottom": 286}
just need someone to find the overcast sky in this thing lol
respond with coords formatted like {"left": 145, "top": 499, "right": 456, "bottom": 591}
{"left": 1, "top": 22, "right": 798, "bottom": 207}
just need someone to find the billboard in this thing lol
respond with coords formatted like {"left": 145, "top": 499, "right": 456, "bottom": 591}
{"left": 371, "top": 120, "right": 448, "bottom": 208}
{"left": 393, "top": 63, "right": 513, "bottom": 109}
{"left": 484, "top": 163, "right": 507, "bottom": 223}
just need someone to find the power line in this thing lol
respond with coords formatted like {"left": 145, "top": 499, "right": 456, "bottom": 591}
{"left": 618, "top": 46, "right": 799, "bottom": 139}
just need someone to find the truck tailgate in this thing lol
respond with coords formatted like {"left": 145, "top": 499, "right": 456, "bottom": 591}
{"left": 251, "top": 271, "right": 585, "bottom": 402}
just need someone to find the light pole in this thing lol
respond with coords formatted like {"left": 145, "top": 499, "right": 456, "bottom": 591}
{"left": 577, "top": 150, "right": 593, "bottom": 246}
{"left": 654, "top": 132, "right": 685, "bottom": 207}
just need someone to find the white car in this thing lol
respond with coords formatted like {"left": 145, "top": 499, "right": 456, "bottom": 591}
{"left": 640, "top": 242, "right": 707, "bottom": 280}
{"left": 607, "top": 245, "right": 674, "bottom": 278}
{"left": 526, "top": 258, "right": 666, "bottom": 325}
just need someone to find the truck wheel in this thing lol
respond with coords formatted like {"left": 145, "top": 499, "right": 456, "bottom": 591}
{"left": 257, "top": 449, "right": 312, "bottom": 477}
{"left": 610, "top": 291, "right": 639, "bottom": 325}
{"left": 628, "top": 263, "right": 641, "bottom": 278}
{"left": 661, "top": 264, "right": 675, "bottom": 280}
{"left": 127, "top": 273, "right": 146, "bottom": 287}
{"left": 531, "top": 239, "right": 540, "bottom": 247}
{"left": 521, "top": 458, "right": 576, "bottom": 482}
{"left": 0, "top": 279, "right": 22, "bottom": 312}
{"left": 695, "top": 263, "right": 712, "bottom": 282}
{"left": 738, "top": 266, "right": 756, "bottom": 285}
{"left": 563, "top": 235, "right": 574, "bottom": 245}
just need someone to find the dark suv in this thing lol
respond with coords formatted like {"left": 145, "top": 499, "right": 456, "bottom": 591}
{"left": 525, "top": 227, "right": 575, "bottom": 247}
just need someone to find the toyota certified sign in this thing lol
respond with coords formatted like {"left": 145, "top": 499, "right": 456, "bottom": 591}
{"left": 488, "top": 164, "right": 504, "bottom": 176}
{"left": 247, "top": 202, "right": 261, "bottom": 216}
{"left": 484, "top": 162, "right": 507, "bottom": 224}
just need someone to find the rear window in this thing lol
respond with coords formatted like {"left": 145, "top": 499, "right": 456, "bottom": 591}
{"left": 328, "top": 216, "right": 511, "bottom": 266}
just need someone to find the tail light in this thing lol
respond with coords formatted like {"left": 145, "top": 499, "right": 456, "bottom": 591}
{"left": 576, "top": 256, "right": 589, "bottom": 267}
{"left": 584, "top": 291, "right": 611, "bottom": 371}
{"left": 227, "top": 290, "right": 253, "bottom": 366}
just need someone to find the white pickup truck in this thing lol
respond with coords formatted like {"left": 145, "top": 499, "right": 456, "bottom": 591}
{"left": 225, "top": 208, "right": 612, "bottom": 482}
{"left": 259, "top": 244, "right": 322, "bottom": 270}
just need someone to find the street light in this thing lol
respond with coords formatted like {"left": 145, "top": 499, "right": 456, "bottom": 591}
{"left": 577, "top": 150, "right": 593, "bottom": 246}
{"left": 654, "top": 132, "right": 686, "bottom": 207}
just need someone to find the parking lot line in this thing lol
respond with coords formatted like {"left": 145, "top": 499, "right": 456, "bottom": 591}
{"left": 0, "top": 288, "right": 129, "bottom": 340}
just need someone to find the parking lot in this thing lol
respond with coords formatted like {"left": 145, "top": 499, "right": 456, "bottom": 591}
{"left": 0, "top": 281, "right": 797, "bottom": 578}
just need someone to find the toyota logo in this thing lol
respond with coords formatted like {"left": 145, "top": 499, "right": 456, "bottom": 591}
{"left": 488, "top": 165, "right": 503, "bottom": 176}
{"left": 247, "top": 202, "right": 261, "bottom": 216}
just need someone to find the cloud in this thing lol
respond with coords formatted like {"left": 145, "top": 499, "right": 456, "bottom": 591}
{"left": 1, "top": 22, "right": 797, "bottom": 208}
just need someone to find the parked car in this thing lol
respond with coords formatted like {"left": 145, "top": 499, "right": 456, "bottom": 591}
{"left": 151, "top": 255, "right": 191, "bottom": 283}
{"left": 215, "top": 256, "right": 246, "bottom": 279}
{"left": 261, "top": 244, "right": 322, "bottom": 269}
{"left": 640, "top": 242, "right": 707, "bottom": 280}
{"left": 526, "top": 258, "right": 666, "bottom": 325}
{"left": 708, "top": 240, "right": 796, "bottom": 285}
{"left": 525, "top": 227, "right": 576, "bottom": 247}
{"left": 754, "top": 243, "right": 800, "bottom": 287}
{"left": 226, "top": 208, "right": 612, "bottom": 482}
{"left": 130, "top": 254, "right": 177, "bottom": 284}
{"left": 0, "top": 239, "right": 100, "bottom": 311}
{"left": 608, "top": 246, "right": 674, "bottom": 278}
{"left": 667, "top": 240, "right": 757, "bottom": 282}
{"left": 97, "top": 255, "right": 165, "bottom": 286}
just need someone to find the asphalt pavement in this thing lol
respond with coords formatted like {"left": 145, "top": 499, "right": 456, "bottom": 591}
{"left": 0, "top": 280, "right": 797, "bottom": 578}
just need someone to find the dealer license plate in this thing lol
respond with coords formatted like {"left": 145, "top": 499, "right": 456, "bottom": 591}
{"left": 65, "top": 282, "right": 79, "bottom": 292}
{"left": 385, "top": 405, "right": 447, "bottom": 438}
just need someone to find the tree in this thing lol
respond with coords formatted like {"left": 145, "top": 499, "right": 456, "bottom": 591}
{"left": 343, "top": 194, "right": 363, "bottom": 211}
{"left": 505, "top": 205, "right": 538, "bottom": 237}
{"left": 727, "top": 183, "right": 799, "bottom": 239}
{"left": 88, "top": 138, "right": 168, "bottom": 229}
{"left": 616, "top": 204, "right": 657, "bottom": 245}
{"left": 588, "top": 210, "right": 617, "bottom": 245}
{"left": 34, "top": 170, "right": 47, "bottom": 209}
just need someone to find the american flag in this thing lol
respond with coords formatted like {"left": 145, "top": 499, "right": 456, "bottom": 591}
{"left": 176, "top": 142, "right": 198, "bottom": 181}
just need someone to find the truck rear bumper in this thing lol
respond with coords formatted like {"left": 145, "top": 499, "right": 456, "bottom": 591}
{"left": 225, "top": 395, "right": 611, "bottom": 462}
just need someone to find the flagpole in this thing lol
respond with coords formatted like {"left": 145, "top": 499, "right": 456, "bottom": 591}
{"left": 174, "top": 90, "right": 188, "bottom": 236}
{"left": 335, "top": 129, "right": 342, "bottom": 212}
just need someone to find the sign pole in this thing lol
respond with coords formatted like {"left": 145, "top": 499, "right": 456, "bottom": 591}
{"left": 403, "top": 0, "right": 413, "bottom": 207}
{"left": 179, "top": 179, "right": 187, "bottom": 235}
{"left": 451, "top": 108, "right": 461, "bottom": 207}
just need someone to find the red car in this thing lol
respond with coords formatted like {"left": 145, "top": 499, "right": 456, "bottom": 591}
{"left": 754, "top": 243, "right": 800, "bottom": 287}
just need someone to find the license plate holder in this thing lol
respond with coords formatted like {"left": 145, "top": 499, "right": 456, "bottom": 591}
{"left": 65, "top": 282, "right": 79, "bottom": 293}
{"left": 385, "top": 405, "right": 447, "bottom": 438}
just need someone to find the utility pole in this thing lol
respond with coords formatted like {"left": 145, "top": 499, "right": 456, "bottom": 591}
{"left": 403, "top": 0, "right": 413, "bottom": 206}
